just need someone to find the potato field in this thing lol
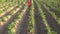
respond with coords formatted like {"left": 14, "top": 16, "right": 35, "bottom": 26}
{"left": 0, "top": 0, "right": 60, "bottom": 34}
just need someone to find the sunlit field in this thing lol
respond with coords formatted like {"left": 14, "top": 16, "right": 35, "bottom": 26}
{"left": 0, "top": 0, "right": 60, "bottom": 34}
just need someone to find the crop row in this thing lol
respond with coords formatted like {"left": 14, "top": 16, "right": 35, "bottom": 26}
{"left": 34, "top": 0, "right": 57, "bottom": 34}
{"left": 41, "top": 3, "right": 60, "bottom": 24}
{"left": 0, "top": 0, "right": 24, "bottom": 14}
{"left": 0, "top": 0, "right": 25, "bottom": 26}
{"left": 37, "top": 0, "right": 60, "bottom": 24}
{"left": 28, "top": 0, "right": 35, "bottom": 34}
{"left": 7, "top": 2, "right": 27, "bottom": 34}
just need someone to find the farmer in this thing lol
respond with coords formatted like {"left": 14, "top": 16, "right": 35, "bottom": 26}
{"left": 28, "top": 0, "right": 31, "bottom": 7}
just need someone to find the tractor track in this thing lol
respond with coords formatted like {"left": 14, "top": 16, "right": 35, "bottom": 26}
{"left": 40, "top": 3, "right": 60, "bottom": 34}
{"left": 16, "top": 7, "right": 31, "bottom": 34}
{"left": 34, "top": 1, "right": 47, "bottom": 34}
{"left": 0, "top": 4, "right": 25, "bottom": 34}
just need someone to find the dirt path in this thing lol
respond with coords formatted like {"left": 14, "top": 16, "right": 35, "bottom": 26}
{"left": 40, "top": 3, "right": 60, "bottom": 34}
{"left": 34, "top": 1, "right": 47, "bottom": 34}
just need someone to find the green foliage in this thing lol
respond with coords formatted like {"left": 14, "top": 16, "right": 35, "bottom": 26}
{"left": 7, "top": 22, "right": 15, "bottom": 34}
{"left": 0, "top": 10, "right": 3, "bottom": 14}
{"left": 47, "top": 31, "right": 57, "bottom": 34}
{"left": 41, "top": 0, "right": 60, "bottom": 8}
{"left": 0, "top": 0, "right": 6, "bottom": 2}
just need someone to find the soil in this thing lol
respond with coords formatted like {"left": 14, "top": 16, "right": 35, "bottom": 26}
{"left": 0, "top": 5, "right": 19, "bottom": 18}
{"left": 16, "top": 7, "right": 31, "bottom": 34}
{"left": 0, "top": 4, "right": 25, "bottom": 34}
{"left": 34, "top": 1, "right": 47, "bottom": 34}
{"left": 42, "top": 2, "right": 60, "bottom": 18}
{"left": 40, "top": 3, "right": 60, "bottom": 34}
